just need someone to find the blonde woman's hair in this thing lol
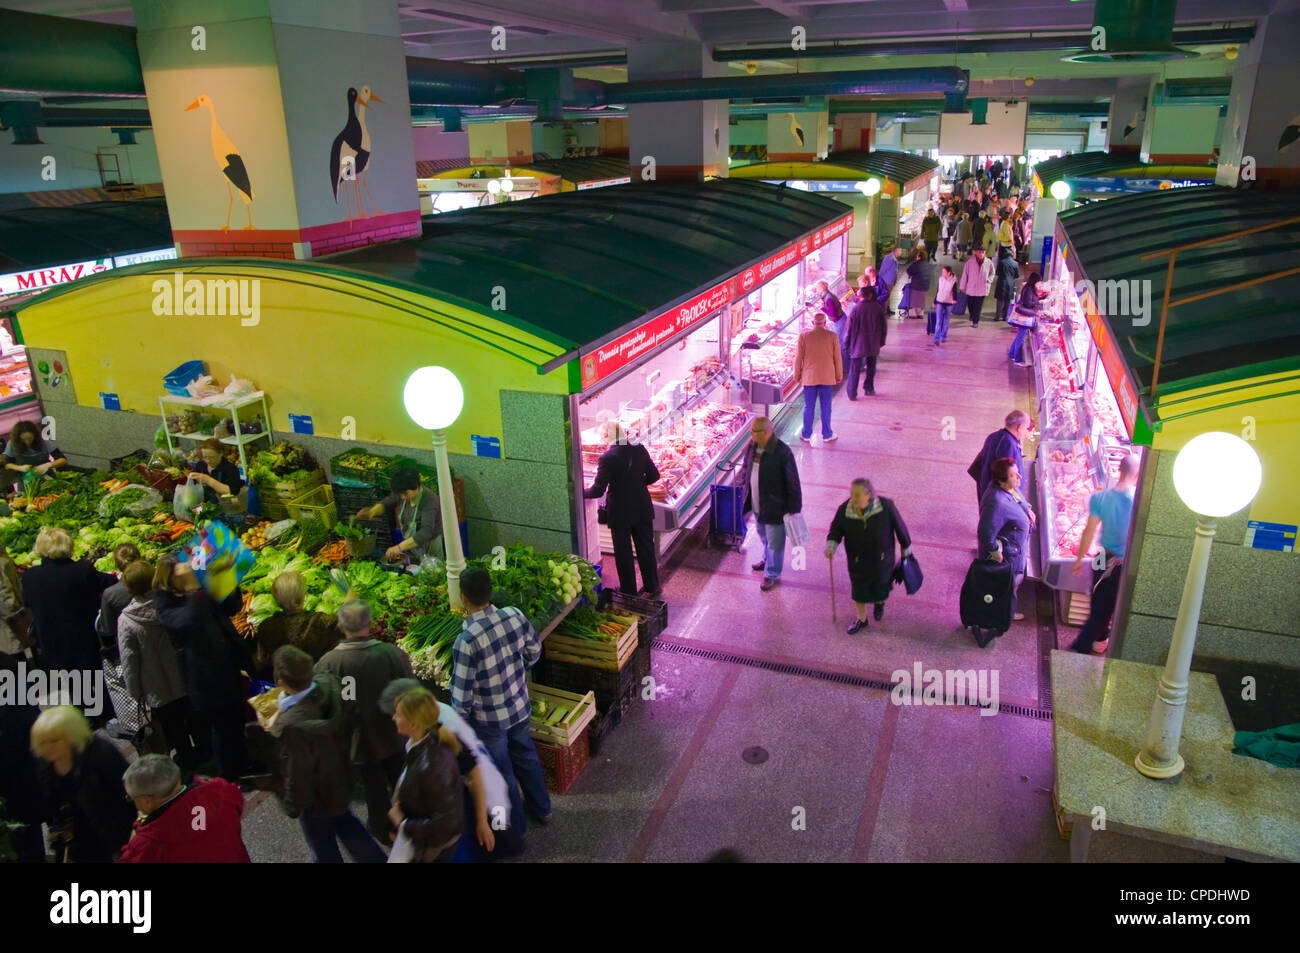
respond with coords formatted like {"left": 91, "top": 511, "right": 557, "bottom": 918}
{"left": 31, "top": 705, "right": 93, "bottom": 756}
{"left": 34, "top": 525, "right": 73, "bottom": 560}
{"left": 271, "top": 571, "right": 306, "bottom": 611}
{"left": 395, "top": 688, "right": 441, "bottom": 736}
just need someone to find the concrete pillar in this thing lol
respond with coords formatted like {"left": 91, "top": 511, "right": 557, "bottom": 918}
{"left": 1140, "top": 79, "right": 1219, "bottom": 164}
{"left": 133, "top": 0, "right": 420, "bottom": 260}
{"left": 1107, "top": 82, "right": 1148, "bottom": 156}
{"left": 835, "top": 113, "right": 875, "bottom": 153}
{"left": 627, "top": 42, "right": 729, "bottom": 182}
{"left": 1218, "top": 11, "right": 1300, "bottom": 189}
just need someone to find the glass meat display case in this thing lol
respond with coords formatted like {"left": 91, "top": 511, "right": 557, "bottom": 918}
{"left": 577, "top": 311, "right": 751, "bottom": 547}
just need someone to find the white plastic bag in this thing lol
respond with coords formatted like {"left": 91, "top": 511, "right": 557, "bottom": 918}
{"left": 783, "top": 512, "right": 810, "bottom": 548}
{"left": 186, "top": 375, "right": 221, "bottom": 398}
{"left": 173, "top": 474, "right": 205, "bottom": 520}
{"left": 224, "top": 376, "right": 255, "bottom": 399}
{"left": 98, "top": 483, "right": 163, "bottom": 518}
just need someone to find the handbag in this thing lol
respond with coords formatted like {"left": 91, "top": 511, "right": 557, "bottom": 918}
{"left": 894, "top": 554, "right": 924, "bottom": 595}
{"left": 1008, "top": 304, "right": 1038, "bottom": 329}
{"left": 132, "top": 702, "right": 169, "bottom": 756}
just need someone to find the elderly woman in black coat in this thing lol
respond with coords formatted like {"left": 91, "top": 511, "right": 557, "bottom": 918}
{"left": 22, "top": 526, "right": 116, "bottom": 676}
{"left": 977, "top": 457, "right": 1037, "bottom": 621}
{"left": 31, "top": 705, "right": 135, "bottom": 863}
{"left": 825, "top": 478, "right": 912, "bottom": 634}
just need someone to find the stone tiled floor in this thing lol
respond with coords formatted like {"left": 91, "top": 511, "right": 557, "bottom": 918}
{"left": 243, "top": 249, "right": 1073, "bottom": 862}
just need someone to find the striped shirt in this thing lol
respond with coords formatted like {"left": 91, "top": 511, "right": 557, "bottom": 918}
{"left": 450, "top": 605, "right": 541, "bottom": 729}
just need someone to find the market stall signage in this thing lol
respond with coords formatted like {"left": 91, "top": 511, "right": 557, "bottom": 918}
{"left": 1244, "top": 521, "right": 1296, "bottom": 553}
{"left": 289, "top": 413, "right": 314, "bottom": 435}
{"left": 1066, "top": 176, "right": 1214, "bottom": 195}
{"left": 112, "top": 247, "right": 178, "bottom": 268}
{"left": 740, "top": 213, "right": 853, "bottom": 290}
{"left": 471, "top": 434, "right": 502, "bottom": 458}
{"left": 0, "top": 258, "right": 113, "bottom": 297}
{"left": 100, "top": 392, "right": 121, "bottom": 410}
{"left": 581, "top": 277, "right": 734, "bottom": 390}
{"left": 576, "top": 177, "right": 631, "bottom": 190}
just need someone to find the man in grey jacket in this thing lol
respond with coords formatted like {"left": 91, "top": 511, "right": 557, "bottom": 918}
{"left": 314, "top": 600, "right": 414, "bottom": 843}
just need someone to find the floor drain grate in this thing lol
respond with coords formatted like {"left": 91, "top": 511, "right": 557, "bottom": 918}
{"left": 651, "top": 638, "right": 1054, "bottom": 720}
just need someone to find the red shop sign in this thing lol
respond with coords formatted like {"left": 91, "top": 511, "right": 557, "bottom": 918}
{"left": 581, "top": 277, "right": 733, "bottom": 390}
{"left": 1084, "top": 295, "right": 1139, "bottom": 438}
{"left": 799, "top": 237, "right": 810, "bottom": 257}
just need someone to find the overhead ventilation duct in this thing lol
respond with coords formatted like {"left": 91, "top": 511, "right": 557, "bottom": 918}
{"left": 1064, "top": 0, "right": 1199, "bottom": 63}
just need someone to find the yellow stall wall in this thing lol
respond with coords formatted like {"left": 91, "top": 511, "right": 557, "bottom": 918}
{"left": 13, "top": 262, "right": 571, "bottom": 457}
{"left": 1152, "top": 371, "right": 1300, "bottom": 530}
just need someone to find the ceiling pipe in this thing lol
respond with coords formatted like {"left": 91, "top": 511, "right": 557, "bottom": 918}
{"left": 604, "top": 67, "right": 968, "bottom": 106}
{"left": 711, "top": 26, "right": 1255, "bottom": 61}
{"left": 0, "top": 9, "right": 144, "bottom": 96}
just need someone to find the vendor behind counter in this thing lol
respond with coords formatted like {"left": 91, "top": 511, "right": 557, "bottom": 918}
{"left": 356, "top": 466, "right": 442, "bottom": 565}
{"left": 4, "top": 420, "right": 67, "bottom": 490}
{"left": 190, "top": 439, "right": 244, "bottom": 505}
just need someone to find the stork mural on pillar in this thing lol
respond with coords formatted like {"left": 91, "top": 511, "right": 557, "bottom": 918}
{"left": 185, "top": 95, "right": 254, "bottom": 231}
{"left": 330, "top": 85, "right": 385, "bottom": 222}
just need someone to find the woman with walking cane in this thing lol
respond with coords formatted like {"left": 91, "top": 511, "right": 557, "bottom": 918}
{"left": 824, "top": 478, "right": 912, "bottom": 634}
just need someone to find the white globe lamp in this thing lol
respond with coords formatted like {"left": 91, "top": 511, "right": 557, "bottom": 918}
{"left": 863, "top": 177, "right": 882, "bottom": 196}
{"left": 403, "top": 366, "right": 468, "bottom": 608}
{"left": 501, "top": 177, "right": 514, "bottom": 193}
{"left": 1050, "top": 179, "right": 1071, "bottom": 201}
{"left": 1136, "top": 432, "right": 1263, "bottom": 779}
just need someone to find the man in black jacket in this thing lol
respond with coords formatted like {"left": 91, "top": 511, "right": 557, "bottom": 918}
{"left": 583, "top": 423, "right": 661, "bottom": 596}
{"left": 269, "top": 646, "right": 385, "bottom": 863}
{"left": 738, "top": 417, "right": 802, "bottom": 591}
{"left": 844, "top": 283, "right": 888, "bottom": 398}
{"left": 314, "top": 600, "right": 414, "bottom": 843}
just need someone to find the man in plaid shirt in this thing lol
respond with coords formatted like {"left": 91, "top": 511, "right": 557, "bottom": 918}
{"left": 451, "top": 567, "right": 552, "bottom": 837}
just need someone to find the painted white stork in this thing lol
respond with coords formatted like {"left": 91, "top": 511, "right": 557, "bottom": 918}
{"left": 786, "top": 112, "right": 806, "bottom": 148}
{"left": 185, "top": 94, "right": 253, "bottom": 231}
{"left": 353, "top": 86, "right": 385, "bottom": 217}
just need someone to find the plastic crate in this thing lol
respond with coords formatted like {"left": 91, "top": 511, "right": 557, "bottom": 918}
{"left": 286, "top": 484, "right": 338, "bottom": 529}
{"left": 328, "top": 448, "right": 415, "bottom": 492}
{"left": 534, "top": 725, "right": 590, "bottom": 795}
{"left": 163, "top": 360, "right": 206, "bottom": 396}
{"left": 540, "top": 642, "right": 650, "bottom": 715}
{"left": 254, "top": 468, "right": 324, "bottom": 505}
{"left": 605, "top": 591, "right": 667, "bottom": 646}
{"left": 108, "top": 448, "right": 153, "bottom": 471}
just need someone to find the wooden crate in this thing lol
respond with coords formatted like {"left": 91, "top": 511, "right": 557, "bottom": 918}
{"left": 543, "top": 615, "right": 639, "bottom": 671}
{"left": 527, "top": 683, "right": 597, "bottom": 747}
{"left": 257, "top": 468, "right": 324, "bottom": 503}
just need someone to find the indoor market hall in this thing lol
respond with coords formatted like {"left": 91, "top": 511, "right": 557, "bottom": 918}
{"left": 0, "top": 0, "right": 1296, "bottom": 909}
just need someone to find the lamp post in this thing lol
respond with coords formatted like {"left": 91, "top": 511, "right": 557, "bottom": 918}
{"left": 1134, "top": 432, "right": 1262, "bottom": 779}
{"left": 403, "top": 366, "right": 467, "bottom": 610}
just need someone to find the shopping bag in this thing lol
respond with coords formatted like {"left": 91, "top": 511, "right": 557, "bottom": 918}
{"left": 173, "top": 474, "right": 205, "bottom": 520}
{"left": 953, "top": 290, "right": 968, "bottom": 315}
{"left": 783, "top": 511, "right": 810, "bottom": 548}
{"left": 893, "top": 554, "right": 924, "bottom": 595}
{"left": 1008, "top": 305, "right": 1038, "bottom": 329}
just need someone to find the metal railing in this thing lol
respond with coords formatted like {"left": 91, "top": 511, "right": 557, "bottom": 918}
{"left": 1137, "top": 213, "right": 1300, "bottom": 404}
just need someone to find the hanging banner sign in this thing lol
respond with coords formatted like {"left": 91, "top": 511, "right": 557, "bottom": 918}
{"left": 0, "top": 258, "right": 113, "bottom": 297}
{"left": 576, "top": 177, "right": 631, "bottom": 190}
{"left": 1081, "top": 288, "right": 1139, "bottom": 438}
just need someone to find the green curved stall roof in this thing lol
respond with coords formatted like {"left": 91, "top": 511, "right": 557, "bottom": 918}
{"left": 1033, "top": 151, "right": 1150, "bottom": 189}
{"left": 329, "top": 178, "right": 852, "bottom": 353}
{"left": 1057, "top": 185, "right": 1300, "bottom": 399}
{"left": 0, "top": 196, "right": 172, "bottom": 273}
{"left": 522, "top": 155, "right": 632, "bottom": 184}
{"left": 820, "top": 150, "right": 939, "bottom": 190}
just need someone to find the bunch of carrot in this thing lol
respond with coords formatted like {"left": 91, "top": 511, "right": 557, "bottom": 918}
{"left": 149, "top": 511, "right": 192, "bottom": 541}
{"left": 99, "top": 478, "right": 133, "bottom": 493}
{"left": 314, "top": 540, "right": 350, "bottom": 564}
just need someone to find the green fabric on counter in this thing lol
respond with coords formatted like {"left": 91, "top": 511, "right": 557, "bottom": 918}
{"left": 1232, "top": 723, "right": 1300, "bottom": 769}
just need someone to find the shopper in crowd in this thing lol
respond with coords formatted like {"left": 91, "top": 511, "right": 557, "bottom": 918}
{"left": 152, "top": 554, "right": 253, "bottom": 782}
{"left": 95, "top": 542, "right": 141, "bottom": 662}
{"left": 4, "top": 419, "right": 67, "bottom": 489}
{"left": 1069, "top": 453, "right": 1140, "bottom": 655}
{"left": 389, "top": 687, "right": 491, "bottom": 863}
{"left": 954, "top": 212, "right": 973, "bottom": 260}
{"left": 978, "top": 458, "right": 1036, "bottom": 622}
{"left": 994, "top": 248, "right": 1020, "bottom": 325}
{"left": 981, "top": 215, "right": 999, "bottom": 258}
{"left": 451, "top": 567, "right": 551, "bottom": 835}
{"left": 582, "top": 421, "right": 661, "bottom": 597}
{"left": 813, "top": 278, "right": 849, "bottom": 370}
{"left": 117, "top": 560, "right": 197, "bottom": 772}
{"left": 959, "top": 247, "right": 991, "bottom": 327}
{"left": 877, "top": 245, "right": 905, "bottom": 315}
{"left": 903, "top": 249, "right": 930, "bottom": 319}
{"left": 971, "top": 210, "right": 987, "bottom": 251}
{"left": 252, "top": 570, "right": 343, "bottom": 679}
{"left": 973, "top": 410, "right": 1035, "bottom": 504}
{"left": 794, "top": 312, "right": 843, "bottom": 444}
{"left": 22, "top": 526, "right": 116, "bottom": 678}
{"left": 31, "top": 705, "right": 135, "bottom": 863}
{"left": 844, "top": 285, "right": 887, "bottom": 399}
{"left": 189, "top": 438, "right": 244, "bottom": 505}
{"left": 942, "top": 205, "right": 959, "bottom": 256}
{"left": 269, "top": 645, "right": 386, "bottom": 863}
{"left": 825, "top": 478, "right": 913, "bottom": 634}
{"left": 921, "top": 208, "right": 942, "bottom": 261}
{"left": 739, "top": 416, "right": 802, "bottom": 592}
{"left": 120, "top": 754, "right": 251, "bottom": 863}
{"left": 932, "top": 265, "right": 958, "bottom": 347}
{"left": 0, "top": 698, "right": 43, "bottom": 862}
{"left": 381, "top": 678, "right": 515, "bottom": 861}
{"left": 0, "top": 540, "right": 29, "bottom": 673}
{"left": 997, "top": 210, "right": 1016, "bottom": 255}
{"left": 314, "top": 599, "right": 414, "bottom": 844}
{"left": 1008, "top": 271, "right": 1047, "bottom": 366}
{"left": 357, "top": 466, "right": 442, "bottom": 566}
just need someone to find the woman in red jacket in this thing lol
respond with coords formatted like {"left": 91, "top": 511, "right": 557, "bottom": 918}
{"left": 120, "top": 754, "right": 250, "bottom": 863}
